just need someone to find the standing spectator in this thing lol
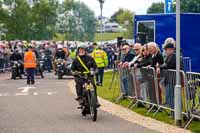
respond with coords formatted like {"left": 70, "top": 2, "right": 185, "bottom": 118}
{"left": 118, "top": 43, "right": 135, "bottom": 97}
{"left": 4, "top": 42, "right": 12, "bottom": 69}
{"left": 0, "top": 43, "right": 5, "bottom": 72}
{"left": 128, "top": 43, "right": 142, "bottom": 99}
{"left": 128, "top": 43, "right": 142, "bottom": 67}
{"left": 148, "top": 42, "right": 164, "bottom": 68}
{"left": 148, "top": 42, "right": 164, "bottom": 104}
{"left": 91, "top": 43, "right": 108, "bottom": 86}
{"left": 134, "top": 45, "right": 153, "bottom": 102}
{"left": 24, "top": 46, "right": 37, "bottom": 85}
{"left": 158, "top": 43, "right": 177, "bottom": 117}
{"left": 107, "top": 46, "right": 115, "bottom": 69}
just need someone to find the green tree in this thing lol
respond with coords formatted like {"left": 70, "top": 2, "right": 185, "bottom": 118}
{"left": 147, "top": 0, "right": 200, "bottom": 14}
{"left": 31, "top": 0, "right": 58, "bottom": 40}
{"left": 110, "top": 9, "right": 124, "bottom": 22}
{"left": 57, "top": 0, "right": 96, "bottom": 41}
{"left": 180, "top": 0, "right": 200, "bottom": 13}
{"left": 147, "top": 2, "right": 164, "bottom": 14}
{"left": 110, "top": 9, "right": 134, "bottom": 39}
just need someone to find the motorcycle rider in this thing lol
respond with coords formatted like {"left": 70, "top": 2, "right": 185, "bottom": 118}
{"left": 9, "top": 49, "right": 23, "bottom": 78}
{"left": 54, "top": 45, "right": 66, "bottom": 74}
{"left": 71, "top": 43, "right": 100, "bottom": 107}
{"left": 44, "top": 45, "right": 52, "bottom": 72}
{"left": 55, "top": 45, "right": 66, "bottom": 60}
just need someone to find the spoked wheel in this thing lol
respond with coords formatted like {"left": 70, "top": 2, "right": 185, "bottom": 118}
{"left": 88, "top": 91, "right": 97, "bottom": 122}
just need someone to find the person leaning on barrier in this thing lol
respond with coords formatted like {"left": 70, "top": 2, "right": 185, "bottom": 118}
{"left": 157, "top": 43, "right": 183, "bottom": 117}
{"left": 133, "top": 44, "right": 152, "bottom": 68}
{"left": 148, "top": 42, "right": 164, "bottom": 104}
{"left": 118, "top": 43, "right": 135, "bottom": 97}
{"left": 132, "top": 44, "right": 153, "bottom": 102}
{"left": 128, "top": 43, "right": 142, "bottom": 67}
{"left": 147, "top": 42, "right": 164, "bottom": 69}
{"left": 158, "top": 43, "right": 177, "bottom": 71}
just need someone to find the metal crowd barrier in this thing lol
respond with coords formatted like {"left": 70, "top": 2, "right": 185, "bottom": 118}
{"left": 183, "top": 57, "right": 192, "bottom": 72}
{"left": 155, "top": 69, "right": 189, "bottom": 118}
{"left": 184, "top": 72, "right": 200, "bottom": 128}
{"left": 117, "top": 67, "right": 191, "bottom": 118}
{"left": 116, "top": 67, "right": 136, "bottom": 102}
{"left": 128, "top": 67, "right": 160, "bottom": 115}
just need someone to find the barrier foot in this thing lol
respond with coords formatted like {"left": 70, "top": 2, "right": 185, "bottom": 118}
{"left": 128, "top": 99, "right": 135, "bottom": 108}
{"left": 147, "top": 105, "right": 155, "bottom": 115}
{"left": 153, "top": 106, "right": 161, "bottom": 117}
{"left": 130, "top": 100, "right": 139, "bottom": 110}
{"left": 184, "top": 116, "right": 194, "bottom": 129}
{"left": 115, "top": 94, "right": 124, "bottom": 103}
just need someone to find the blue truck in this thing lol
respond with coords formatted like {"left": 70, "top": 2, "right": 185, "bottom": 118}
{"left": 134, "top": 13, "right": 200, "bottom": 72}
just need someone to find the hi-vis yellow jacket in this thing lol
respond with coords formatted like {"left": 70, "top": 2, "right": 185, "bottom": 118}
{"left": 91, "top": 49, "right": 108, "bottom": 68}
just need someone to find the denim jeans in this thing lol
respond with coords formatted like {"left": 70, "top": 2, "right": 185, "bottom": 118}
{"left": 165, "top": 82, "right": 174, "bottom": 109}
{"left": 26, "top": 68, "right": 35, "bottom": 82}
{"left": 122, "top": 76, "right": 128, "bottom": 95}
{"left": 95, "top": 67, "right": 104, "bottom": 84}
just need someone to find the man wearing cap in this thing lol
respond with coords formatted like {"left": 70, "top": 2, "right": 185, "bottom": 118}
{"left": 91, "top": 43, "right": 108, "bottom": 86}
{"left": 24, "top": 46, "right": 37, "bottom": 85}
{"left": 157, "top": 43, "right": 181, "bottom": 117}
{"left": 118, "top": 43, "right": 135, "bottom": 97}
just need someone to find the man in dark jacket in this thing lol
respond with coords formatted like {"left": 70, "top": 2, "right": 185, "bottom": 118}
{"left": 10, "top": 49, "right": 23, "bottom": 77}
{"left": 148, "top": 42, "right": 164, "bottom": 104}
{"left": 158, "top": 43, "right": 177, "bottom": 117}
{"left": 71, "top": 43, "right": 100, "bottom": 107}
{"left": 44, "top": 45, "right": 53, "bottom": 72}
{"left": 10, "top": 49, "right": 23, "bottom": 62}
{"left": 148, "top": 42, "right": 164, "bottom": 68}
{"left": 118, "top": 43, "right": 135, "bottom": 97}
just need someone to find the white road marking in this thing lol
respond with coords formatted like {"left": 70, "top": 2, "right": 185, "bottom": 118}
{"left": 47, "top": 91, "right": 57, "bottom": 95}
{"left": 15, "top": 93, "right": 28, "bottom": 96}
{"left": 33, "top": 92, "right": 38, "bottom": 96}
{"left": 18, "top": 86, "right": 36, "bottom": 93}
{"left": 0, "top": 93, "right": 10, "bottom": 97}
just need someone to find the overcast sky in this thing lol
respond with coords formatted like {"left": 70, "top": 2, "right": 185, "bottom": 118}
{"left": 77, "top": 0, "right": 163, "bottom": 17}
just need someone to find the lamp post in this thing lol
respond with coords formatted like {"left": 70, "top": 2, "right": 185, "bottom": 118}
{"left": 97, "top": 0, "right": 105, "bottom": 45}
{"left": 175, "top": 0, "right": 181, "bottom": 127}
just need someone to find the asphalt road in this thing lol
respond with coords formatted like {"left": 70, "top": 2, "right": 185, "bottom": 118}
{"left": 0, "top": 73, "right": 159, "bottom": 133}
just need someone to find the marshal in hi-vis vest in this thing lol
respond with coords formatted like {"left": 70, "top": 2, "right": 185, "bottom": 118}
{"left": 24, "top": 51, "right": 37, "bottom": 68}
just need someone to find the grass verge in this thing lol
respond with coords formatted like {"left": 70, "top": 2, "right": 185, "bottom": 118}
{"left": 97, "top": 71, "right": 200, "bottom": 133}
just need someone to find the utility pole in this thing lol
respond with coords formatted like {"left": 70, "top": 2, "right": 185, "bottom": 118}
{"left": 175, "top": 0, "right": 182, "bottom": 127}
{"left": 97, "top": 0, "right": 105, "bottom": 45}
